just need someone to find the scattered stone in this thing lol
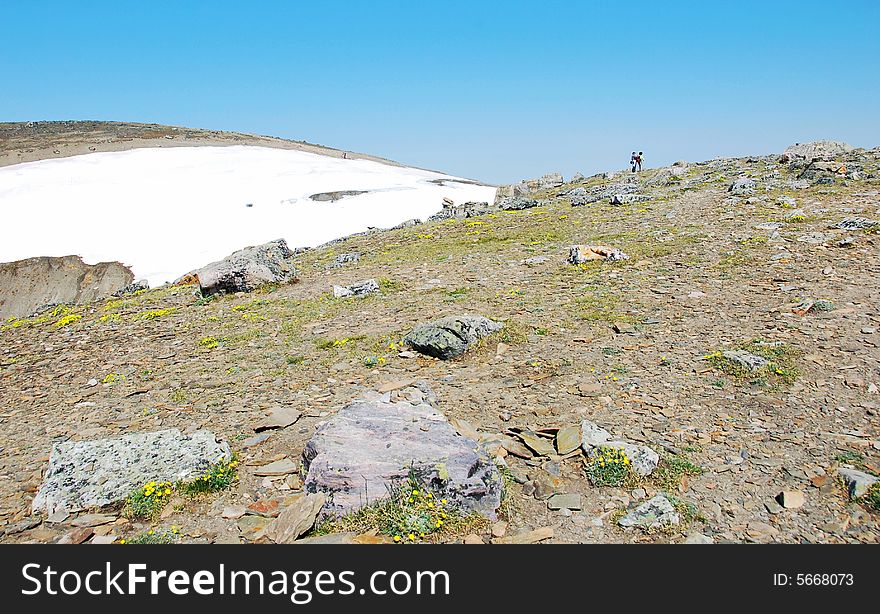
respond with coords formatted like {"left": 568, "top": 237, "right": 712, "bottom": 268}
{"left": 500, "top": 197, "right": 539, "bottom": 211}
{"left": 581, "top": 421, "right": 659, "bottom": 476}
{"left": 90, "top": 535, "right": 118, "bottom": 545}
{"left": 837, "top": 468, "right": 879, "bottom": 499}
{"left": 237, "top": 515, "right": 272, "bottom": 541}
{"left": 333, "top": 278, "right": 379, "bottom": 298}
{"left": 776, "top": 490, "right": 805, "bottom": 509}
{"left": 618, "top": 495, "right": 680, "bottom": 530}
{"left": 58, "top": 527, "right": 94, "bottom": 545}
{"left": 46, "top": 510, "right": 69, "bottom": 524}
{"left": 831, "top": 217, "right": 879, "bottom": 231}
{"left": 491, "top": 526, "right": 554, "bottom": 544}
{"left": 329, "top": 252, "right": 361, "bottom": 268}
{"left": 302, "top": 385, "right": 502, "bottom": 519}
{"left": 222, "top": 505, "right": 247, "bottom": 520}
{"left": 247, "top": 499, "right": 281, "bottom": 518}
{"left": 191, "top": 239, "right": 297, "bottom": 296}
{"left": 547, "top": 493, "right": 582, "bottom": 511}
{"left": 683, "top": 532, "right": 713, "bottom": 544}
{"left": 765, "top": 499, "right": 784, "bottom": 515}
{"left": 463, "top": 534, "right": 485, "bottom": 544}
{"left": 491, "top": 520, "right": 508, "bottom": 538}
{"left": 241, "top": 433, "right": 271, "bottom": 449}
{"left": 70, "top": 513, "right": 116, "bottom": 528}
{"left": 253, "top": 408, "right": 301, "bottom": 432}
{"left": 728, "top": 177, "right": 757, "bottom": 196}
{"left": 253, "top": 458, "right": 299, "bottom": 476}
{"left": 517, "top": 431, "right": 556, "bottom": 457}
{"left": 404, "top": 315, "right": 503, "bottom": 360}
{"left": 33, "top": 429, "right": 231, "bottom": 514}
{"left": 555, "top": 425, "right": 581, "bottom": 455}
{"left": 568, "top": 245, "right": 630, "bottom": 264}
{"left": 266, "top": 493, "right": 327, "bottom": 543}
{"left": 112, "top": 279, "right": 149, "bottom": 297}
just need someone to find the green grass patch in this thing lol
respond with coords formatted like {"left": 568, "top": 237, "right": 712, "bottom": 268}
{"left": 313, "top": 470, "right": 488, "bottom": 543}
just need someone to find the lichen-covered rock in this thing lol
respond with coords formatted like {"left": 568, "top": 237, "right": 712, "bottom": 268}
{"left": 113, "top": 279, "right": 150, "bottom": 297}
{"left": 333, "top": 278, "right": 379, "bottom": 298}
{"left": 618, "top": 495, "right": 680, "bottom": 530}
{"left": 837, "top": 468, "right": 878, "bottom": 499}
{"left": 728, "top": 177, "right": 757, "bottom": 196}
{"left": 302, "top": 384, "right": 502, "bottom": 519}
{"left": 404, "top": 315, "right": 503, "bottom": 359}
{"left": 330, "top": 252, "right": 360, "bottom": 268}
{"left": 192, "top": 238, "right": 297, "bottom": 296}
{"left": 32, "top": 429, "right": 231, "bottom": 514}
{"left": 581, "top": 420, "right": 659, "bottom": 476}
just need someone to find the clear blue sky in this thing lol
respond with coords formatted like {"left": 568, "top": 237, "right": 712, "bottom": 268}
{"left": 2, "top": 0, "right": 878, "bottom": 183}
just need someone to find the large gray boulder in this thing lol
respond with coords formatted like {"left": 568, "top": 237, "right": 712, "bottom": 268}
{"left": 404, "top": 315, "right": 503, "bottom": 359}
{"left": 302, "top": 384, "right": 503, "bottom": 519}
{"left": 32, "top": 429, "right": 231, "bottom": 514}
{"left": 0, "top": 255, "right": 134, "bottom": 320}
{"left": 192, "top": 239, "right": 297, "bottom": 295}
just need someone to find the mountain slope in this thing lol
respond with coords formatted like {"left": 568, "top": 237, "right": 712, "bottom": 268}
{"left": 2, "top": 144, "right": 878, "bottom": 544}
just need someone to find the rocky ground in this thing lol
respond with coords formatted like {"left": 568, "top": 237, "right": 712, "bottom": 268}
{"left": 1, "top": 142, "right": 879, "bottom": 544}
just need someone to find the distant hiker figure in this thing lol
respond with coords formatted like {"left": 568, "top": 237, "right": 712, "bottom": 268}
{"left": 630, "top": 152, "right": 637, "bottom": 173}
{"left": 636, "top": 151, "right": 643, "bottom": 172}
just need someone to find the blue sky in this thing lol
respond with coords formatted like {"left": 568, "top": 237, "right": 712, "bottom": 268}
{"left": 2, "top": 0, "right": 878, "bottom": 183}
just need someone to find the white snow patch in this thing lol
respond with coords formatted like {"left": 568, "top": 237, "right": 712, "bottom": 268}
{"left": 0, "top": 146, "right": 495, "bottom": 286}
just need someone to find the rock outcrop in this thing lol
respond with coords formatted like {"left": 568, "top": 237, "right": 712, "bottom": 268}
{"left": 0, "top": 255, "right": 133, "bottom": 320}
{"left": 190, "top": 239, "right": 297, "bottom": 296}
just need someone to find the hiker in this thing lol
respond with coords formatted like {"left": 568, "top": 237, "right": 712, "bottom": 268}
{"left": 636, "top": 151, "right": 643, "bottom": 172}
{"left": 630, "top": 152, "right": 637, "bottom": 173}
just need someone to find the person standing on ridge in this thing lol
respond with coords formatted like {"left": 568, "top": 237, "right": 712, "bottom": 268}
{"left": 636, "top": 151, "right": 643, "bottom": 172}
{"left": 630, "top": 152, "right": 637, "bottom": 173}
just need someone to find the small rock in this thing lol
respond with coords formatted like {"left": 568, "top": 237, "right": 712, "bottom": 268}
{"left": 776, "top": 490, "right": 805, "bottom": 509}
{"left": 253, "top": 458, "right": 298, "bottom": 476}
{"left": 332, "top": 279, "right": 379, "bottom": 298}
{"left": 491, "top": 520, "right": 508, "bottom": 538}
{"left": 266, "top": 493, "right": 327, "bottom": 543}
{"left": 221, "top": 505, "right": 247, "bottom": 520}
{"left": 463, "top": 534, "right": 485, "bottom": 544}
{"left": 555, "top": 425, "right": 581, "bottom": 455}
{"left": 491, "top": 526, "right": 554, "bottom": 544}
{"left": 58, "top": 527, "right": 94, "bottom": 545}
{"left": 618, "top": 495, "right": 680, "bottom": 530}
{"left": 71, "top": 513, "right": 116, "bottom": 528}
{"left": 683, "top": 532, "right": 713, "bottom": 544}
{"left": 838, "top": 468, "right": 878, "bottom": 499}
{"left": 253, "top": 408, "right": 301, "bottom": 432}
{"left": 246, "top": 499, "right": 281, "bottom": 518}
{"left": 547, "top": 493, "right": 582, "bottom": 511}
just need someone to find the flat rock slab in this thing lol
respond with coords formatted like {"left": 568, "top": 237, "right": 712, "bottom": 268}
{"left": 303, "top": 385, "right": 502, "bottom": 519}
{"left": 404, "top": 315, "right": 503, "bottom": 359}
{"left": 33, "top": 429, "right": 231, "bottom": 514}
